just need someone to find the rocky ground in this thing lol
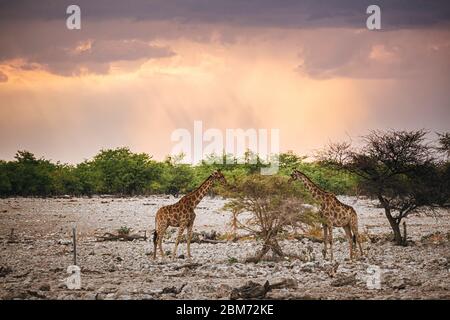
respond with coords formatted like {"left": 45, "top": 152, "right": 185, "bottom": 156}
{"left": 0, "top": 196, "right": 449, "bottom": 300}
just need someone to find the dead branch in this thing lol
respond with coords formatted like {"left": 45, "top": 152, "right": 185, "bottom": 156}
{"left": 230, "top": 280, "right": 270, "bottom": 300}
{"left": 231, "top": 234, "right": 254, "bottom": 242}
{"left": 173, "top": 263, "right": 202, "bottom": 271}
{"left": 293, "top": 234, "right": 323, "bottom": 243}
{"left": 181, "top": 230, "right": 225, "bottom": 244}
{"left": 198, "top": 239, "right": 226, "bottom": 244}
{"left": 268, "top": 278, "right": 298, "bottom": 290}
{"left": 245, "top": 229, "right": 285, "bottom": 263}
{"left": 95, "top": 232, "right": 147, "bottom": 242}
{"left": 161, "top": 283, "right": 186, "bottom": 295}
{"left": 230, "top": 278, "right": 302, "bottom": 299}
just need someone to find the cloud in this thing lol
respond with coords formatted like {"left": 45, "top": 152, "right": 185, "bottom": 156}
{"left": 1, "top": 1, "right": 450, "bottom": 77}
{"left": 0, "top": 19, "right": 176, "bottom": 76}
{"left": 297, "top": 28, "right": 450, "bottom": 79}
{"left": 1, "top": 0, "right": 450, "bottom": 28}
{"left": 29, "top": 39, "right": 175, "bottom": 76}
{"left": 0, "top": 70, "right": 7, "bottom": 82}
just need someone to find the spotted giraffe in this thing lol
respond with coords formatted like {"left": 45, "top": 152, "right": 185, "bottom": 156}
{"left": 153, "top": 170, "right": 227, "bottom": 259}
{"left": 289, "top": 169, "right": 363, "bottom": 261}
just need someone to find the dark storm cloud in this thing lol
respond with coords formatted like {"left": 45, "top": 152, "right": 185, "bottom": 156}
{"left": 0, "top": 0, "right": 449, "bottom": 28}
{"left": 1, "top": 0, "right": 449, "bottom": 77}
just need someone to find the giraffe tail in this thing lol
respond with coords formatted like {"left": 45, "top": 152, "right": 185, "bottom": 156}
{"left": 153, "top": 230, "right": 157, "bottom": 245}
{"left": 351, "top": 211, "right": 359, "bottom": 245}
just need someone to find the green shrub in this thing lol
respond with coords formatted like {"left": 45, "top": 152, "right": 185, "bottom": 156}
{"left": 0, "top": 149, "right": 359, "bottom": 197}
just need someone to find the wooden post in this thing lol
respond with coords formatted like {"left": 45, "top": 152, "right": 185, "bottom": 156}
{"left": 72, "top": 226, "right": 77, "bottom": 265}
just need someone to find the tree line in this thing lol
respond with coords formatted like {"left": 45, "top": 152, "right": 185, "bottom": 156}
{"left": 0, "top": 148, "right": 356, "bottom": 197}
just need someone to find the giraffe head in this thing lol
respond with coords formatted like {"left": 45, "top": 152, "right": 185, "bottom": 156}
{"left": 211, "top": 169, "right": 227, "bottom": 185}
{"left": 289, "top": 169, "right": 328, "bottom": 202}
{"left": 288, "top": 169, "right": 304, "bottom": 183}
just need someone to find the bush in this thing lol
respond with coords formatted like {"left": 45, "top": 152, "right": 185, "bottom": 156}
{"left": 221, "top": 174, "right": 317, "bottom": 263}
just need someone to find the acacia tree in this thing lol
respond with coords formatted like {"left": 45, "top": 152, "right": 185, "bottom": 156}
{"left": 435, "top": 132, "right": 450, "bottom": 207}
{"left": 222, "top": 174, "right": 319, "bottom": 263}
{"left": 437, "top": 132, "right": 450, "bottom": 159}
{"left": 321, "top": 130, "right": 449, "bottom": 245}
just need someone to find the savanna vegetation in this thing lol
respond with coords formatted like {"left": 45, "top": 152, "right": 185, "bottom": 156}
{"left": 319, "top": 130, "right": 450, "bottom": 245}
{"left": 0, "top": 129, "right": 448, "bottom": 249}
{"left": 0, "top": 148, "right": 358, "bottom": 197}
{"left": 222, "top": 174, "right": 321, "bottom": 263}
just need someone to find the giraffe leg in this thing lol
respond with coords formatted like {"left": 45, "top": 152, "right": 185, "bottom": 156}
{"left": 328, "top": 226, "right": 334, "bottom": 262}
{"left": 172, "top": 226, "right": 185, "bottom": 259}
{"left": 158, "top": 225, "right": 168, "bottom": 258}
{"left": 152, "top": 229, "right": 157, "bottom": 259}
{"left": 186, "top": 223, "right": 194, "bottom": 259}
{"left": 343, "top": 225, "right": 354, "bottom": 261}
{"left": 351, "top": 223, "right": 364, "bottom": 258}
{"left": 153, "top": 216, "right": 160, "bottom": 259}
{"left": 322, "top": 224, "right": 328, "bottom": 259}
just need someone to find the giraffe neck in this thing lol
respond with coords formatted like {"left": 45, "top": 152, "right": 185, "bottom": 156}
{"left": 184, "top": 175, "right": 214, "bottom": 208}
{"left": 297, "top": 175, "right": 327, "bottom": 203}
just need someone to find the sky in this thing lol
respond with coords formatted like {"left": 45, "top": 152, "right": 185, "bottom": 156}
{"left": 0, "top": 0, "right": 450, "bottom": 163}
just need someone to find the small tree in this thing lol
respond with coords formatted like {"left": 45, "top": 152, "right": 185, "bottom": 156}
{"left": 437, "top": 132, "right": 450, "bottom": 159}
{"left": 222, "top": 174, "right": 318, "bottom": 263}
{"left": 436, "top": 132, "right": 450, "bottom": 207}
{"left": 321, "top": 130, "right": 449, "bottom": 245}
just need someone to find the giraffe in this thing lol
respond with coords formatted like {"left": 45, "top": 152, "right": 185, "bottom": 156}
{"left": 289, "top": 169, "right": 363, "bottom": 261}
{"left": 152, "top": 170, "right": 227, "bottom": 259}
